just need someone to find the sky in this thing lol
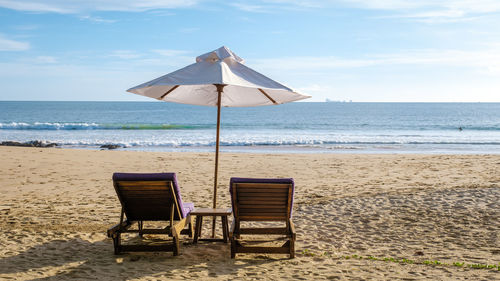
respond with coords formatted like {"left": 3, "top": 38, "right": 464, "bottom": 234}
{"left": 0, "top": 0, "right": 499, "bottom": 102}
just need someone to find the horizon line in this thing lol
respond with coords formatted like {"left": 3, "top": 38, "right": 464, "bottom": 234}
{"left": 0, "top": 100, "right": 498, "bottom": 103}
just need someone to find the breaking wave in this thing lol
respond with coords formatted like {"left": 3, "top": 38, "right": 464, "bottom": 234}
{"left": 0, "top": 122, "right": 205, "bottom": 130}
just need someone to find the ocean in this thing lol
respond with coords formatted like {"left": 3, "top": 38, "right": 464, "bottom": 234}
{"left": 1, "top": 101, "right": 499, "bottom": 154}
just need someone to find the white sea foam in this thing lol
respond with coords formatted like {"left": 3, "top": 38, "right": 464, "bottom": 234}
{"left": 0, "top": 122, "right": 197, "bottom": 130}
{"left": 1, "top": 102, "right": 500, "bottom": 153}
{"left": 2, "top": 129, "right": 500, "bottom": 151}
{"left": 0, "top": 122, "right": 101, "bottom": 130}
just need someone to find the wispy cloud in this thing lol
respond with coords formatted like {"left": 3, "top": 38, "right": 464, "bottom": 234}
{"left": 251, "top": 48, "right": 500, "bottom": 75}
{"left": 384, "top": 14, "right": 483, "bottom": 24}
{"left": 0, "top": 34, "right": 30, "bottom": 51}
{"left": 370, "top": 4, "right": 490, "bottom": 23}
{"left": 230, "top": 0, "right": 500, "bottom": 12}
{"left": 152, "top": 49, "right": 190, "bottom": 57}
{"left": 339, "top": 0, "right": 500, "bottom": 13}
{"left": 12, "top": 24, "right": 40, "bottom": 31}
{"left": 147, "top": 10, "right": 176, "bottom": 17}
{"left": 0, "top": 0, "right": 70, "bottom": 13}
{"left": 3, "top": 0, "right": 498, "bottom": 25}
{"left": 178, "top": 27, "right": 199, "bottom": 33}
{"left": 33, "top": 56, "right": 57, "bottom": 64}
{"left": 109, "top": 50, "right": 142, "bottom": 59}
{"left": 0, "top": 0, "right": 199, "bottom": 13}
{"left": 297, "top": 83, "right": 335, "bottom": 93}
{"left": 106, "top": 49, "right": 193, "bottom": 67}
{"left": 230, "top": 3, "right": 271, "bottom": 13}
{"left": 230, "top": 0, "right": 320, "bottom": 13}
{"left": 263, "top": 0, "right": 321, "bottom": 8}
{"left": 79, "top": 15, "right": 117, "bottom": 23}
{"left": 229, "top": 0, "right": 500, "bottom": 22}
{"left": 341, "top": 0, "right": 500, "bottom": 23}
{"left": 149, "top": 49, "right": 194, "bottom": 66}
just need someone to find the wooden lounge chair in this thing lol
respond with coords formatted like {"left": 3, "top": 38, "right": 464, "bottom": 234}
{"left": 107, "top": 173, "right": 194, "bottom": 255}
{"left": 229, "top": 177, "right": 296, "bottom": 258}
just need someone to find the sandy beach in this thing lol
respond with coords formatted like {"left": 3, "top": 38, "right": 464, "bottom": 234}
{"left": 0, "top": 146, "right": 498, "bottom": 280}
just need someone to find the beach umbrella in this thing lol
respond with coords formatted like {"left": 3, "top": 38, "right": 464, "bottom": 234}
{"left": 127, "top": 46, "right": 310, "bottom": 236}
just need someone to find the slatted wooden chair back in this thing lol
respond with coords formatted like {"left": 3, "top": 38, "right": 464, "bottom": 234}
{"left": 114, "top": 180, "right": 181, "bottom": 222}
{"left": 229, "top": 178, "right": 296, "bottom": 258}
{"left": 231, "top": 182, "right": 293, "bottom": 222}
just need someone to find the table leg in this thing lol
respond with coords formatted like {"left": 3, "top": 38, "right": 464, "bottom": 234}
{"left": 221, "top": 215, "right": 228, "bottom": 243}
{"left": 198, "top": 216, "right": 203, "bottom": 237}
{"left": 193, "top": 216, "right": 202, "bottom": 244}
{"left": 211, "top": 216, "right": 216, "bottom": 238}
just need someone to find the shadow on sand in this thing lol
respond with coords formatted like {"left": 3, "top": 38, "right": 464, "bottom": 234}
{"left": 0, "top": 236, "right": 286, "bottom": 280}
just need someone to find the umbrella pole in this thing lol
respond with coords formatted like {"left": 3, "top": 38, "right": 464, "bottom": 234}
{"left": 212, "top": 84, "right": 224, "bottom": 238}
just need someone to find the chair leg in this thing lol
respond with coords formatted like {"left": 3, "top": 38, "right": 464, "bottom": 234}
{"left": 198, "top": 216, "right": 203, "bottom": 237}
{"left": 112, "top": 233, "right": 121, "bottom": 255}
{"left": 222, "top": 215, "right": 229, "bottom": 243}
{"left": 173, "top": 236, "right": 179, "bottom": 256}
{"left": 230, "top": 237, "right": 236, "bottom": 259}
{"left": 171, "top": 221, "right": 182, "bottom": 256}
{"left": 189, "top": 216, "right": 194, "bottom": 238}
{"left": 193, "top": 216, "right": 201, "bottom": 244}
{"left": 235, "top": 221, "right": 240, "bottom": 239}
{"left": 138, "top": 221, "right": 143, "bottom": 237}
{"left": 289, "top": 239, "right": 295, "bottom": 259}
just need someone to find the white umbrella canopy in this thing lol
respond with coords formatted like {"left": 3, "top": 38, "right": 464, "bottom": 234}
{"left": 127, "top": 46, "right": 310, "bottom": 237}
{"left": 128, "top": 46, "right": 310, "bottom": 107}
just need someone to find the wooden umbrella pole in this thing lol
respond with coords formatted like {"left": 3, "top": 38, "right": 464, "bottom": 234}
{"left": 212, "top": 84, "right": 224, "bottom": 238}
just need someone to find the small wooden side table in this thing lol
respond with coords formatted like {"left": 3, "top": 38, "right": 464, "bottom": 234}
{"left": 191, "top": 208, "right": 232, "bottom": 243}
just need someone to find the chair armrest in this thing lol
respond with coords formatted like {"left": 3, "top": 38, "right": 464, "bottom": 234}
{"left": 107, "top": 220, "right": 131, "bottom": 237}
{"left": 288, "top": 220, "right": 296, "bottom": 239}
{"left": 171, "top": 216, "right": 189, "bottom": 238}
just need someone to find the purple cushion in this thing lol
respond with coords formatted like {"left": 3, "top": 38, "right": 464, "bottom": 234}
{"left": 229, "top": 177, "right": 295, "bottom": 217}
{"left": 182, "top": 202, "right": 194, "bottom": 216}
{"left": 113, "top": 172, "right": 193, "bottom": 219}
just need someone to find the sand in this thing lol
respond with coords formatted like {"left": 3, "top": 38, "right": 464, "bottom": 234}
{"left": 0, "top": 146, "right": 498, "bottom": 280}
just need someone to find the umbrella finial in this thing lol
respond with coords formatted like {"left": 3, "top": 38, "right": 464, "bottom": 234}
{"left": 196, "top": 46, "right": 244, "bottom": 64}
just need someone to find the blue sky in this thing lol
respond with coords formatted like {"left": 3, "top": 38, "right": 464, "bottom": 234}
{"left": 0, "top": 0, "right": 499, "bottom": 102}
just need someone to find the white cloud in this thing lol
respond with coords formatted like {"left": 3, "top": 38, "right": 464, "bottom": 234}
{"left": 0, "top": 0, "right": 70, "bottom": 13}
{"left": 178, "top": 27, "right": 200, "bottom": 33}
{"left": 0, "top": 61, "right": 144, "bottom": 101}
{"left": 109, "top": 50, "right": 143, "bottom": 59}
{"left": 244, "top": 46, "right": 500, "bottom": 102}
{"left": 79, "top": 15, "right": 117, "bottom": 23}
{"left": 339, "top": 0, "right": 500, "bottom": 23}
{"left": 230, "top": 3, "right": 270, "bottom": 13}
{"left": 0, "top": 34, "right": 30, "bottom": 51}
{"left": 232, "top": 0, "right": 500, "bottom": 12}
{"left": 13, "top": 24, "right": 40, "bottom": 31}
{"left": 1, "top": 47, "right": 499, "bottom": 102}
{"left": 396, "top": 15, "right": 482, "bottom": 24}
{"left": 267, "top": 0, "right": 321, "bottom": 8}
{"left": 330, "top": 0, "right": 500, "bottom": 13}
{"left": 2, "top": 0, "right": 498, "bottom": 25}
{"left": 230, "top": 0, "right": 321, "bottom": 12}
{"left": 297, "top": 84, "right": 335, "bottom": 94}
{"left": 398, "top": 9, "right": 465, "bottom": 18}
{"left": 486, "top": 66, "right": 500, "bottom": 75}
{"left": 152, "top": 49, "right": 190, "bottom": 57}
{"left": 230, "top": 0, "right": 500, "bottom": 22}
{"left": 0, "top": 0, "right": 198, "bottom": 13}
{"left": 33, "top": 56, "right": 57, "bottom": 64}
{"left": 336, "top": 0, "right": 441, "bottom": 10}
{"left": 250, "top": 48, "right": 500, "bottom": 75}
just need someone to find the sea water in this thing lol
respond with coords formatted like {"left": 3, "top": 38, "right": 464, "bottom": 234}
{"left": 0, "top": 101, "right": 499, "bottom": 154}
